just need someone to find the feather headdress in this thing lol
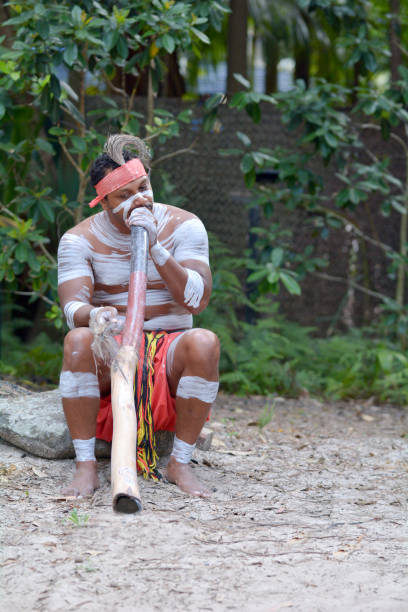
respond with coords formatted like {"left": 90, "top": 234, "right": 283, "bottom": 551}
{"left": 104, "top": 134, "right": 151, "bottom": 170}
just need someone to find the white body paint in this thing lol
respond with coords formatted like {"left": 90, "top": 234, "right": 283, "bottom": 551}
{"left": 113, "top": 190, "right": 154, "bottom": 222}
{"left": 58, "top": 203, "right": 209, "bottom": 331}
{"left": 126, "top": 206, "right": 157, "bottom": 245}
{"left": 176, "top": 376, "right": 219, "bottom": 403}
{"left": 59, "top": 371, "right": 100, "bottom": 398}
{"left": 170, "top": 435, "right": 196, "bottom": 464}
{"left": 184, "top": 269, "right": 204, "bottom": 308}
{"left": 73, "top": 437, "right": 96, "bottom": 462}
{"left": 150, "top": 241, "right": 170, "bottom": 267}
{"left": 64, "top": 301, "right": 88, "bottom": 330}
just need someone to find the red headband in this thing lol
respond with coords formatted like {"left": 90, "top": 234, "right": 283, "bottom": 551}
{"left": 89, "top": 158, "right": 147, "bottom": 208}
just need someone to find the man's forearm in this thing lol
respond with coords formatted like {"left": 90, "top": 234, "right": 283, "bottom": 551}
{"left": 63, "top": 301, "right": 95, "bottom": 328}
{"left": 150, "top": 244, "right": 209, "bottom": 314}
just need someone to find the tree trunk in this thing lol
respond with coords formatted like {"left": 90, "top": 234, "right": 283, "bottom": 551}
{"left": 389, "top": 0, "right": 402, "bottom": 84}
{"left": 227, "top": 0, "right": 248, "bottom": 94}
{"left": 294, "top": 43, "right": 310, "bottom": 86}
{"left": 264, "top": 38, "right": 279, "bottom": 93}
{"left": 160, "top": 52, "right": 186, "bottom": 97}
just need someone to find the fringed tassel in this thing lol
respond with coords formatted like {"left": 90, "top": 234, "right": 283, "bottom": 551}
{"left": 135, "top": 331, "right": 166, "bottom": 481}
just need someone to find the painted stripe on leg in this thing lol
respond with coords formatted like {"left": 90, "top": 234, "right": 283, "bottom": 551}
{"left": 176, "top": 376, "right": 219, "bottom": 403}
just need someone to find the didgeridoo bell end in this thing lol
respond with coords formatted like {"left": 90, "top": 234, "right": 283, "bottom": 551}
{"left": 113, "top": 493, "right": 142, "bottom": 514}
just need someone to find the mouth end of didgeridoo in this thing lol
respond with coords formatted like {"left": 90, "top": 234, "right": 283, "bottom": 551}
{"left": 113, "top": 493, "right": 143, "bottom": 514}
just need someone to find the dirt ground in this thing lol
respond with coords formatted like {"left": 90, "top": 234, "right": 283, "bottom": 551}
{"left": 1, "top": 392, "right": 407, "bottom": 612}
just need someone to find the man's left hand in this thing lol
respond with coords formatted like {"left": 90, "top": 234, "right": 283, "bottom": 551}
{"left": 126, "top": 207, "right": 157, "bottom": 246}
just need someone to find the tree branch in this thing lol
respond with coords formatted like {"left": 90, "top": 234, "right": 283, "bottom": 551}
{"left": 151, "top": 138, "right": 199, "bottom": 167}
{"left": 311, "top": 271, "right": 387, "bottom": 301}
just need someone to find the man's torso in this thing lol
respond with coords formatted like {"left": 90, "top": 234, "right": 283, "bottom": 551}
{"left": 58, "top": 202, "right": 209, "bottom": 330}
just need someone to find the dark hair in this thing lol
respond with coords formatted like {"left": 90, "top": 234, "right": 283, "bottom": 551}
{"left": 90, "top": 149, "right": 140, "bottom": 186}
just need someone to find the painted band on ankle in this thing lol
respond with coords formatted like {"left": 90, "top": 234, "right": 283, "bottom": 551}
{"left": 171, "top": 435, "right": 196, "bottom": 464}
{"left": 73, "top": 437, "right": 96, "bottom": 462}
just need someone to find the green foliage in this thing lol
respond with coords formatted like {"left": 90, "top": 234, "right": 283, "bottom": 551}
{"left": 0, "top": 328, "right": 63, "bottom": 386}
{"left": 196, "top": 237, "right": 408, "bottom": 404}
{"left": 67, "top": 508, "right": 89, "bottom": 527}
{"left": 0, "top": 0, "right": 228, "bottom": 330}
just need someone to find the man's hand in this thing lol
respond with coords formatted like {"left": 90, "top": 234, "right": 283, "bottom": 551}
{"left": 126, "top": 207, "right": 157, "bottom": 246}
{"left": 90, "top": 306, "right": 122, "bottom": 333}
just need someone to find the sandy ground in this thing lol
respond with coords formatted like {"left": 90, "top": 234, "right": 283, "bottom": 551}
{"left": 1, "top": 392, "right": 408, "bottom": 612}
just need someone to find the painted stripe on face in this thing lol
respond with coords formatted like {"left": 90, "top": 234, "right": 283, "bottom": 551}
{"left": 176, "top": 376, "right": 219, "bottom": 403}
{"left": 184, "top": 269, "right": 204, "bottom": 308}
{"left": 59, "top": 371, "right": 100, "bottom": 398}
{"left": 113, "top": 190, "right": 154, "bottom": 222}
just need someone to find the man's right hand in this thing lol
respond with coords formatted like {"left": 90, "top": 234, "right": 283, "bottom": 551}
{"left": 90, "top": 306, "right": 119, "bottom": 327}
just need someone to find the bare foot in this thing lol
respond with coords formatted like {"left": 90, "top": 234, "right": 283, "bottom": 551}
{"left": 61, "top": 461, "right": 100, "bottom": 497}
{"left": 165, "top": 456, "right": 211, "bottom": 498}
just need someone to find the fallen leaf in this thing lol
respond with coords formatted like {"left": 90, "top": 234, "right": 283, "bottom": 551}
{"left": 31, "top": 467, "right": 48, "bottom": 478}
{"left": 361, "top": 414, "right": 375, "bottom": 422}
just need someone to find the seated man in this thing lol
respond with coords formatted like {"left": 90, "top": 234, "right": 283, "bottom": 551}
{"left": 57, "top": 134, "right": 220, "bottom": 499}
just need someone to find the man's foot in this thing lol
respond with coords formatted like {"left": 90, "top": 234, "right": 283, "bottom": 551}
{"left": 165, "top": 456, "right": 211, "bottom": 498}
{"left": 61, "top": 460, "right": 100, "bottom": 497}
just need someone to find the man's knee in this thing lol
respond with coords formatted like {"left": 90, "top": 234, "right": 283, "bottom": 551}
{"left": 63, "top": 327, "right": 93, "bottom": 366}
{"left": 182, "top": 328, "right": 220, "bottom": 367}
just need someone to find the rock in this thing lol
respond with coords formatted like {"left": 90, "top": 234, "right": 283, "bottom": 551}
{"left": 196, "top": 427, "right": 213, "bottom": 451}
{"left": 0, "top": 384, "right": 174, "bottom": 460}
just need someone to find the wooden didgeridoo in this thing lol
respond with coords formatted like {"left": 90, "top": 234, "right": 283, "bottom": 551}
{"left": 111, "top": 225, "right": 148, "bottom": 513}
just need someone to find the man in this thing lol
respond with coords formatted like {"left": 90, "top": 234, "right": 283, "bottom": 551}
{"left": 58, "top": 134, "right": 220, "bottom": 499}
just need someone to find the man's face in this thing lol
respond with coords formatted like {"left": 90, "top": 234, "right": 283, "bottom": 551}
{"left": 101, "top": 174, "right": 153, "bottom": 229}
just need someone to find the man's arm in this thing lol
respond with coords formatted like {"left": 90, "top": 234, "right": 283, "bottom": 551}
{"left": 127, "top": 209, "right": 211, "bottom": 314}
{"left": 150, "top": 256, "right": 211, "bottom": 315}
{"left": 58, "top": 231, "right": 118, "bottom": 329}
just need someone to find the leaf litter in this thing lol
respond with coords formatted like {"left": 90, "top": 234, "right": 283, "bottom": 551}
{"left": 0, "top": 393, "right": 407, "bottom": 611}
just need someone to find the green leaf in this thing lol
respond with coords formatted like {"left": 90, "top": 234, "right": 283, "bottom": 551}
{"left": 236, "top": 131, "right": 251, "bottom": 147}
{"left": 71, "top": 5, "right": 82, "bottom": 26}
{"left": 271, "top": 247, "right": 284, "bottom": 267}
{"left": 15, "top": 242, "right": 30, "bottom": 263}
{"left": 204, "top": 93, "right": 225, "bottom": 112}
{"left": 160, "top": 33, "right": 175, "bottom": 54}
{"left": 280, "top": 272, "right": 301, "bottom": 295}
{"left": 71, "top": 135, "right": 86, "bottom": 152}
{"left": 63, "top": 42, "right": 78, "bottom": 67}
{"left": 246, "top": 102, "right": 261, "bottom": 123}
{"left": 191, "top": 27, "right": 210, "bottom": 45}
{"left": 233, "top": 73, "right": 250, "bottom": 89}
{"left": 62, "top": 99, "right": 85, "bottom": 125}
{"left": 218, "top": 148, "right": 243, "bottom": 156}
{"left": 105, "top": 30, "right": 119, "bottom": 51}
{"left": 48, "top": 126, "right": 66, "bottom": 136}
{"left": 38, "top": 200, "right": 55, "bottom": 223}
{"left": 240, "top": 153, "right": 254, "bottom": 174}
{"left": 177, "top": 109, "right": 192, "bottom": 123}
{"left": 35, "top": 138, "right": 54, "bottom": 155}
{"left": 116, "top": 37, "right": 128, "bottom": 59}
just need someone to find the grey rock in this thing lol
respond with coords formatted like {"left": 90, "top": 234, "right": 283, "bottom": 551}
{"left": 0, "top": 384, "right": 174, "bottom": 459}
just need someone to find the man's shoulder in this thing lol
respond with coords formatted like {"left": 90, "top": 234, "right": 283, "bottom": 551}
{"left": 155, "top": 202, "right": 202, "bottom": 226}
{"left": 60, "top": 212, "right": 100, "bottom": 240}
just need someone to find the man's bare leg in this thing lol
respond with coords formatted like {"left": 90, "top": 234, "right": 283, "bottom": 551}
{"left": 60, "top": 328, "right": 110, "bottom": 497}
{"left": 165, "top": 329, "right": 220, "bottom": 498}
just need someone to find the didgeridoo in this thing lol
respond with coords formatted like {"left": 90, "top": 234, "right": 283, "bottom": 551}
{"left": 111, "top": 225, "right": 148, "bottom": 513}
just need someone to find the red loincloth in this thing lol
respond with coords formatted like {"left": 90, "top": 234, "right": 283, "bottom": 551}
{"left": 96, "top": 331, "right": 182, "bottom": 442}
